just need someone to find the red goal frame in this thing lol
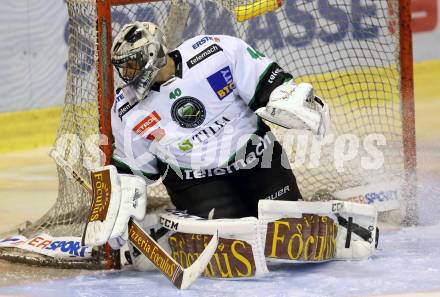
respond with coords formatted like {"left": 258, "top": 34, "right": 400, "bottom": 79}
{"left": 97, "top": 0, "right": 416, "bottom": 171}
{"left": 95, "top": 0, "right": 416, "bottom": 268}
{"left": 95, "top": 0, "right": 417, "bottom": 225}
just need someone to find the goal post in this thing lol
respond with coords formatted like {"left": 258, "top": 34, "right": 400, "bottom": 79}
{"left": 0, "top": 0, "right": 415, "bottom": 268}
{"left": 398, "top": 0, "right": 417, "bottom": 225}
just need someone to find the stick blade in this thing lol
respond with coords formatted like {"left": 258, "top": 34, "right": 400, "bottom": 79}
{"left": 178, "top": 231, "right": 219, "bottom": 289}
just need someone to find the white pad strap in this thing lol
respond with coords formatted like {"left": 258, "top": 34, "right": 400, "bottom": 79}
{"left": 159, "top": 210, "right": 269, "bottom": 279}
{"left": 335, "top": 201, "right": 378, "bottom": 260}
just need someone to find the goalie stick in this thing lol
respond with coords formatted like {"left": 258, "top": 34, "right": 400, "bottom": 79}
{"left": 49, "top": 149, "right": 218, "bottom": 289}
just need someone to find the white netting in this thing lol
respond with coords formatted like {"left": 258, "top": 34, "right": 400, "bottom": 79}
{"left": 110, "top": 0, "right": 404, "bottom": 203}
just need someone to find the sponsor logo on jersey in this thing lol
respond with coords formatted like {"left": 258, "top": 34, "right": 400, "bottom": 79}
{"left": 176, "top": 116, "right": 231, "bottom": 152}
{"left": 113, "top": 89, "right": 126, "bottom": 112}
{"left": 192, "top": 36, "right": 220, "bottom": 49}
{"left": 89, "top": 169, "right": 112, "bottom": 222}
{"left": 183, "top": 133, "right": 273, "bottom": 179}
{"left": 191, "top": 116, "right": 230, "bottom": 144}
{"left": 207, "top": 66, "right": 236, "bottom": 100}
{"left": 186, "top": 44, "right": 223, "bottom": 69}
{"left": 115, "top": 90, "right": 125, "bottom": 103}
{"left": 177, "top": 139, "right": 193, "bottom": 152}
{"left": 171, "top": 97, "right": 206, "bottom": 128}
{"left": 133, "top": 111, "right": 161, "bottom": 136}
{"left": 267, "top": 67, "right": 283, "bottom": 84}
{"left": 118, "top": 101, "right": 138, "bottom": 120}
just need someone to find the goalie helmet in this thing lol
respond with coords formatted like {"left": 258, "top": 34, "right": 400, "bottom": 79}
{"left": 111, "top": 21, "right": 168, "bottom": 100}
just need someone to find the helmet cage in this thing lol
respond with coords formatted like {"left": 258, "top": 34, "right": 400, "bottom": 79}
{"left": 112, "top": 50, "right": 147, "bottom": 84}
{"left": 111, "top": 22, "right": 168, "bottom": 99}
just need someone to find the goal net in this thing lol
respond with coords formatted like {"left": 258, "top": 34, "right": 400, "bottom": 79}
{"left": 0, "top": 0, "right": 415, "bottom": 268}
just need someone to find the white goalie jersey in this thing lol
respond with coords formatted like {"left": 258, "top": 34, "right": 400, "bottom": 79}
{"left": 111, "top": 35, "right": 292, "bottom": 177}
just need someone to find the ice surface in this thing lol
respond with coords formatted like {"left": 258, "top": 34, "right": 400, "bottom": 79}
{"left": 0, "top": 223, "right": 439, "bottom": 297}
{"left": 0, "top": 123, "right": 439, "bottom": 297}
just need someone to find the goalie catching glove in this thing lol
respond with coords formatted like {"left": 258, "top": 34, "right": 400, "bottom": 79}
{"left": 256, "top": 81, "right": 331, "bottom": 138}
{"left": 82, "top": 165, "right": 147, "bottom": 249}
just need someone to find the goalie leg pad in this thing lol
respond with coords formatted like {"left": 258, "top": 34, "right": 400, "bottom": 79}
{"left": 259, "top": 200, "right": 339, "bottom": 262}
{"left": 258, "top": 200, "right": 378, "bottom": 262}
{"left": 159, "top": 210, "right": 269, "bottom": 279}
{"left": 334, "top": 201, "right": 378, "bottom": 260}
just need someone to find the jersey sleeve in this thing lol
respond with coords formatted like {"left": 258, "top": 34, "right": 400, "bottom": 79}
{"left": 111, "top": 141, "right": 160, "bottom": 182}
{"left": 218, "top": 35, "right": 293, "bottom": 111}
{"left": 110, "top": 98, "right": 160, "bottom": 182}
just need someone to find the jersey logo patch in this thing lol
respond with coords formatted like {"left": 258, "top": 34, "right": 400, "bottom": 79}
{"left": 115, "top": 90, "right": 124, "bottom": 102}
{"left": 133, "top": 111, "right": 161, "bottom": 136}
{"left": 171, "top": 97, "right": 206, "bottom": 128}
{"left": 186, "top": 44, "right": 223, "bottom": 69}
{"left": 118, "top": 101, "right": 138, "bottom": 120}
{"left": 113, "top": 89, "right": 125, "bottom": 112}
{"left": 207, "top": 66, "right": 236, "bottom": 100}
{"left": 192, "top": 36, "right": 220, "bottom": 49}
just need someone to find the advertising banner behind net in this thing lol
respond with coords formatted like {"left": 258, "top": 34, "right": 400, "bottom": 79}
{"left": 0, "top": 1, "right": 69, "bottom": 112}
{"left": 0, "top": 0, "right": 438, "bottom": 112}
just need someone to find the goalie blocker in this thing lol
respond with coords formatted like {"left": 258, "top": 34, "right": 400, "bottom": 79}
{"left": 49, "top": 156, "right": 219, "bottom": 290}
{"left": 153, "top": 200, "right": 378, "bottom": 279}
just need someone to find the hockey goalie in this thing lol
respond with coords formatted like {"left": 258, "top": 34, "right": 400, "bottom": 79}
{"left": 83, "top": 21, "right": 378, "bottom": 279}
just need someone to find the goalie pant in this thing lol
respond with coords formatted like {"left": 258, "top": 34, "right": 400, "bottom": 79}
{"left": 157, "top": 124, "right": 302, "bottom": 219}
